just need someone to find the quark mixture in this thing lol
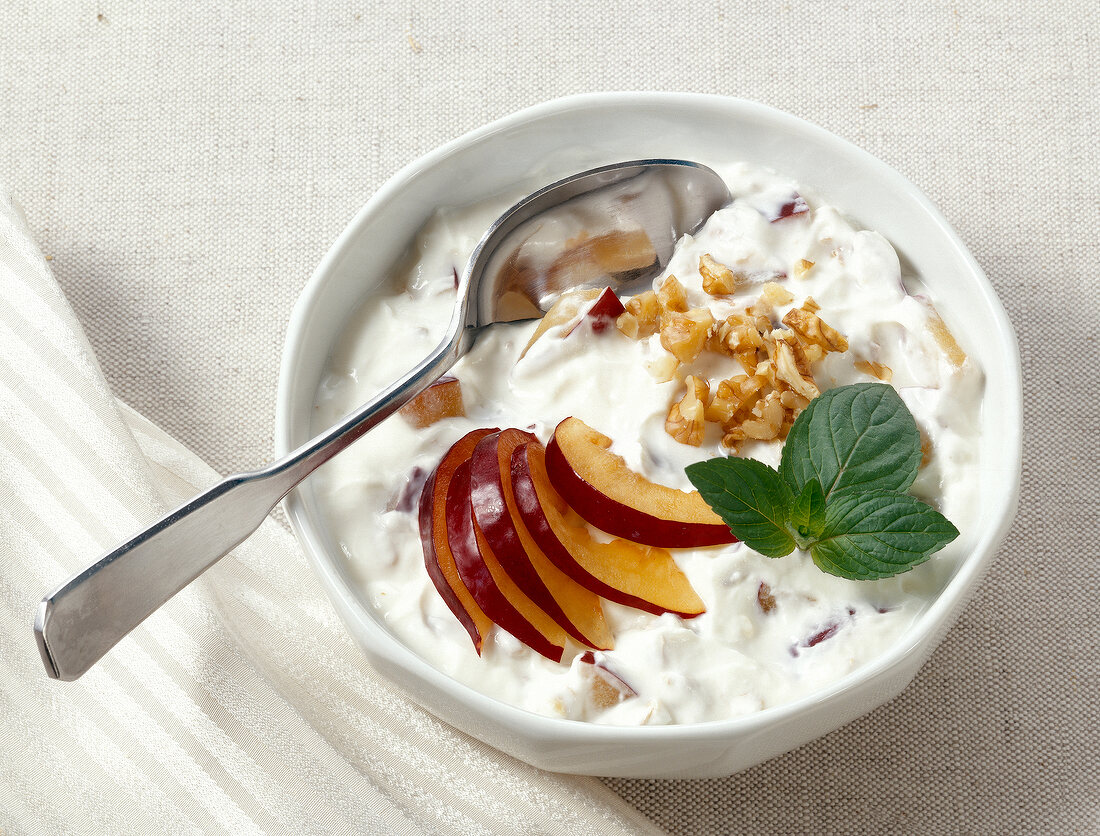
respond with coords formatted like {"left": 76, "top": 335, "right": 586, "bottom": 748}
{"left": 311, "top": 161, "right": 984, "bottom": 725}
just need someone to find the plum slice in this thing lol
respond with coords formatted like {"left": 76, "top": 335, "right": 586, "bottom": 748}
{"left": 511, "top": 441, "right": 705, "bottom": 619}
{"left": 447, "top": 460, "right": 567, "bottom": 662}
{"left": 577, "top": 650, "right": 637, "bottom": 711}
{"left": 400, "top": 376, "right": 466, "bottom": 428}
{"left": 545, "top": 417, "right": 737, "bottom": 547}
{"left": 520, "top": 287, "right": 626, "bottom": 358}
{"left": 766, "top": 192, "right": 809, "bottom": 222}
{"left": 564, "top": 287, "right": 626, "bottom": 336}
{"left": 471, "top": 429, "right": 612, "bottom": 650}
{"left": 418, "top": 428, "right": 497, "bottom": 653}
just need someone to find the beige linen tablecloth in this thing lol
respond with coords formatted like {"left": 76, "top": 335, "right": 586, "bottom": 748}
{"left": 2, "top": 1, "right": 1098, "bottom": 834}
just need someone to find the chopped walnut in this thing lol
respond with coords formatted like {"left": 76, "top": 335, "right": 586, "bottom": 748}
{"left": 705, "top": 374, "right": 765, "bottom": 425}
{"left": 744, "top": 302, "right": 774, "bottom": 336}
{"left": 801, "top": 343, "right": 826, "bottom": 365}
{"left": 854, "top": 359, "right": 894, "bottom": 382}
{"left": 740, "top": 390, "right": 785, "bottom": 440}
{"left": 782, "top": 303, "right": 849, "bottom": 353}
{"left": 753, "top": 358, "right": 775, "bottom": 382}
{"left": 760, "top": 281, "right": 794, "bottom": 306}
{"left": 757, "top": 582, "right": 777, "bottom": 614}
{"left": 774, "top": 331, "right": 812, "bottom": 374}
{"left": 772, "top": 335, "right": 820, "bottom": 401}
{"left": 665, "top": 376, "right": 710, "bottom": 446}
{"left": 704, "top": 377, "right": 740, "bottom": 425}
{"left": 656, "top": 275, "right": 689, "bottom": 313}
{"left": 732, "top": 350, "right": 757, "bottom": 376}
{"left": 624, "top": 290, "right": 661, "bottom": 337}
{"left": 643, "top": 283, "right": 853, "bottom": 449}
{"left": 710, "top": 313, "right": 765, "bottom": 358}
{"left": 647, "top": 353, "right": 679, "bottom": 382}
{"left": 660, "top": 307, "right": 715, "bottom": 364}
{"left": 699, "top": 253, "right": 742, "bottom": 295}
{"left": 779, "top": 389, "right": 811, "bottom": 412}
{"left": 615, "top": 311, "right": 640, "bottom": 339}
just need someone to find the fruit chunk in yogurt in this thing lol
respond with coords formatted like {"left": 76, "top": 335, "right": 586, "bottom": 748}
{"left": 311, "top": 161, "right": 984, "bottom": 725}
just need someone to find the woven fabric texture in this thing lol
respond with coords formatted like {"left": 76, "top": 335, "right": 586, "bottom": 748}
{"left": 2, "top": 0, "right": 1097, "bottom": 833}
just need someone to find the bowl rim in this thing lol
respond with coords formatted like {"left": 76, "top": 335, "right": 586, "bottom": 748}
{"left": 275, "top": 91, "right": 1023, "bottom": 744}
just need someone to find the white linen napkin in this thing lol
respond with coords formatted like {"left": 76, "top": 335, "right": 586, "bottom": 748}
{"left": 0, "top": 188, "right": 663, "bottom": 835}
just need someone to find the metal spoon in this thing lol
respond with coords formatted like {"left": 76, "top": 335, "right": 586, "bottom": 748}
{"left": 34, "top": 159, "right": 731, "bottom": 681}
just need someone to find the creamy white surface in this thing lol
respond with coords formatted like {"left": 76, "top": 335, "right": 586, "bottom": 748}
{"left": 311, "top": 162, "right": 984, "bottom": 725}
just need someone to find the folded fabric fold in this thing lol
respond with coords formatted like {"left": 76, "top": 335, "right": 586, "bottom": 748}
{"left": 0, "top": 189, "right": 662, "bottom": 835}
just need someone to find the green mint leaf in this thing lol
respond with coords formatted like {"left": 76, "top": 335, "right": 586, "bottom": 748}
{"left": 780, "top": 382, "right": 923, "bottom": 500}
{"left": 686, "top": 458, "right": 796, "bottom": 558}
{"left": 809, "top": 488, "right": 960, "bottom": 580}
{"left": 788, "top": 478, "right": 825, "bottom": 549}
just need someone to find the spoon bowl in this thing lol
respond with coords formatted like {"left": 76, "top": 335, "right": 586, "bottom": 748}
{"left": 34, "top": 158, "right": 729, "bottom": 681}
{"left": 467, "top": 160, "right": 730, "bottom": 325}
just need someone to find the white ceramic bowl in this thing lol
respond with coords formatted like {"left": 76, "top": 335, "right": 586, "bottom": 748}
{"left": 275, "top": 93, "right": 1022, "bottom": 778}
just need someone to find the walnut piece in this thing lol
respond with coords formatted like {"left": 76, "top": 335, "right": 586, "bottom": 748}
{"left": 665, "top": 376, "right": 710, "bottom": 446}
{"left": 757, "top": 582, "right": 777, "bottom": 614}
{"left": 611, "top": 281, "right": 852, "bottom": 450}
{"left": 710, "top": 313, "right": 765, "bottom": 365}
{"left": 660, "top": 307, "right": 715, "bottom": 364}
{"left": 782, "top": 302, "right": 849, "bottom": 353}
{"left": 739, "top": 390, "right": 785, "bottom": 440}
{"left": 854, "top": 359, "right": 894, "bottom": 382}
{"left": 779, "top": 389, "right": 811, "bottom": 411}
{"left": 772, "top": 334, "right": 820, "bottom": 401}
{"left": 647, "top": 353, "right": 679, "bottom": 382}
{"left": 760, "top": 281, "right": 795, "bottom": 306}
{"left": 793, "top": 258, "right": 815, "bottom": 279}
{"left": 615, "top": 311, "right": 640, "bottom": 339}
{"left": 695, "top": 291, "right": 850, "bottom": 449}
{"left": 699, "top": 253, "right": 742, "bottom": 295}
{"left": 656, "top": 275, "right": 689, "bottom": 313}
{"left": 624, "top": 290, "right": 661, "bottom": 337}
{"left": 705, "top": 374, "right": 764, "bottom": 425}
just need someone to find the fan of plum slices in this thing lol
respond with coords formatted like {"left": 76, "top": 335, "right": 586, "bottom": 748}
{"left": 411, "top": 289, "right": 719, "bottom": 661}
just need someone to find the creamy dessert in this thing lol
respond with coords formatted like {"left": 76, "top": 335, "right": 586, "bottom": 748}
{"left": 312, "top": 162, "right": 984, "bottom": 725}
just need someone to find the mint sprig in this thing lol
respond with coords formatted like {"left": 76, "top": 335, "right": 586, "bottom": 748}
{"left": 685, "top": 458, "right": 794, "bottom": 558}
{"left": 685, "top": 383, "right": 959, "bottom": 580}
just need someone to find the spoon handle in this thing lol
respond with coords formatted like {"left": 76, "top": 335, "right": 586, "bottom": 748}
{"left": 35, "top": 327, "right": 466, "bottom": 680}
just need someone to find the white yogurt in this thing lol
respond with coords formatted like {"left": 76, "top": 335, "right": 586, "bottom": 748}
{"left": 311, "top": 162, "right": 984, "bottom": 725}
